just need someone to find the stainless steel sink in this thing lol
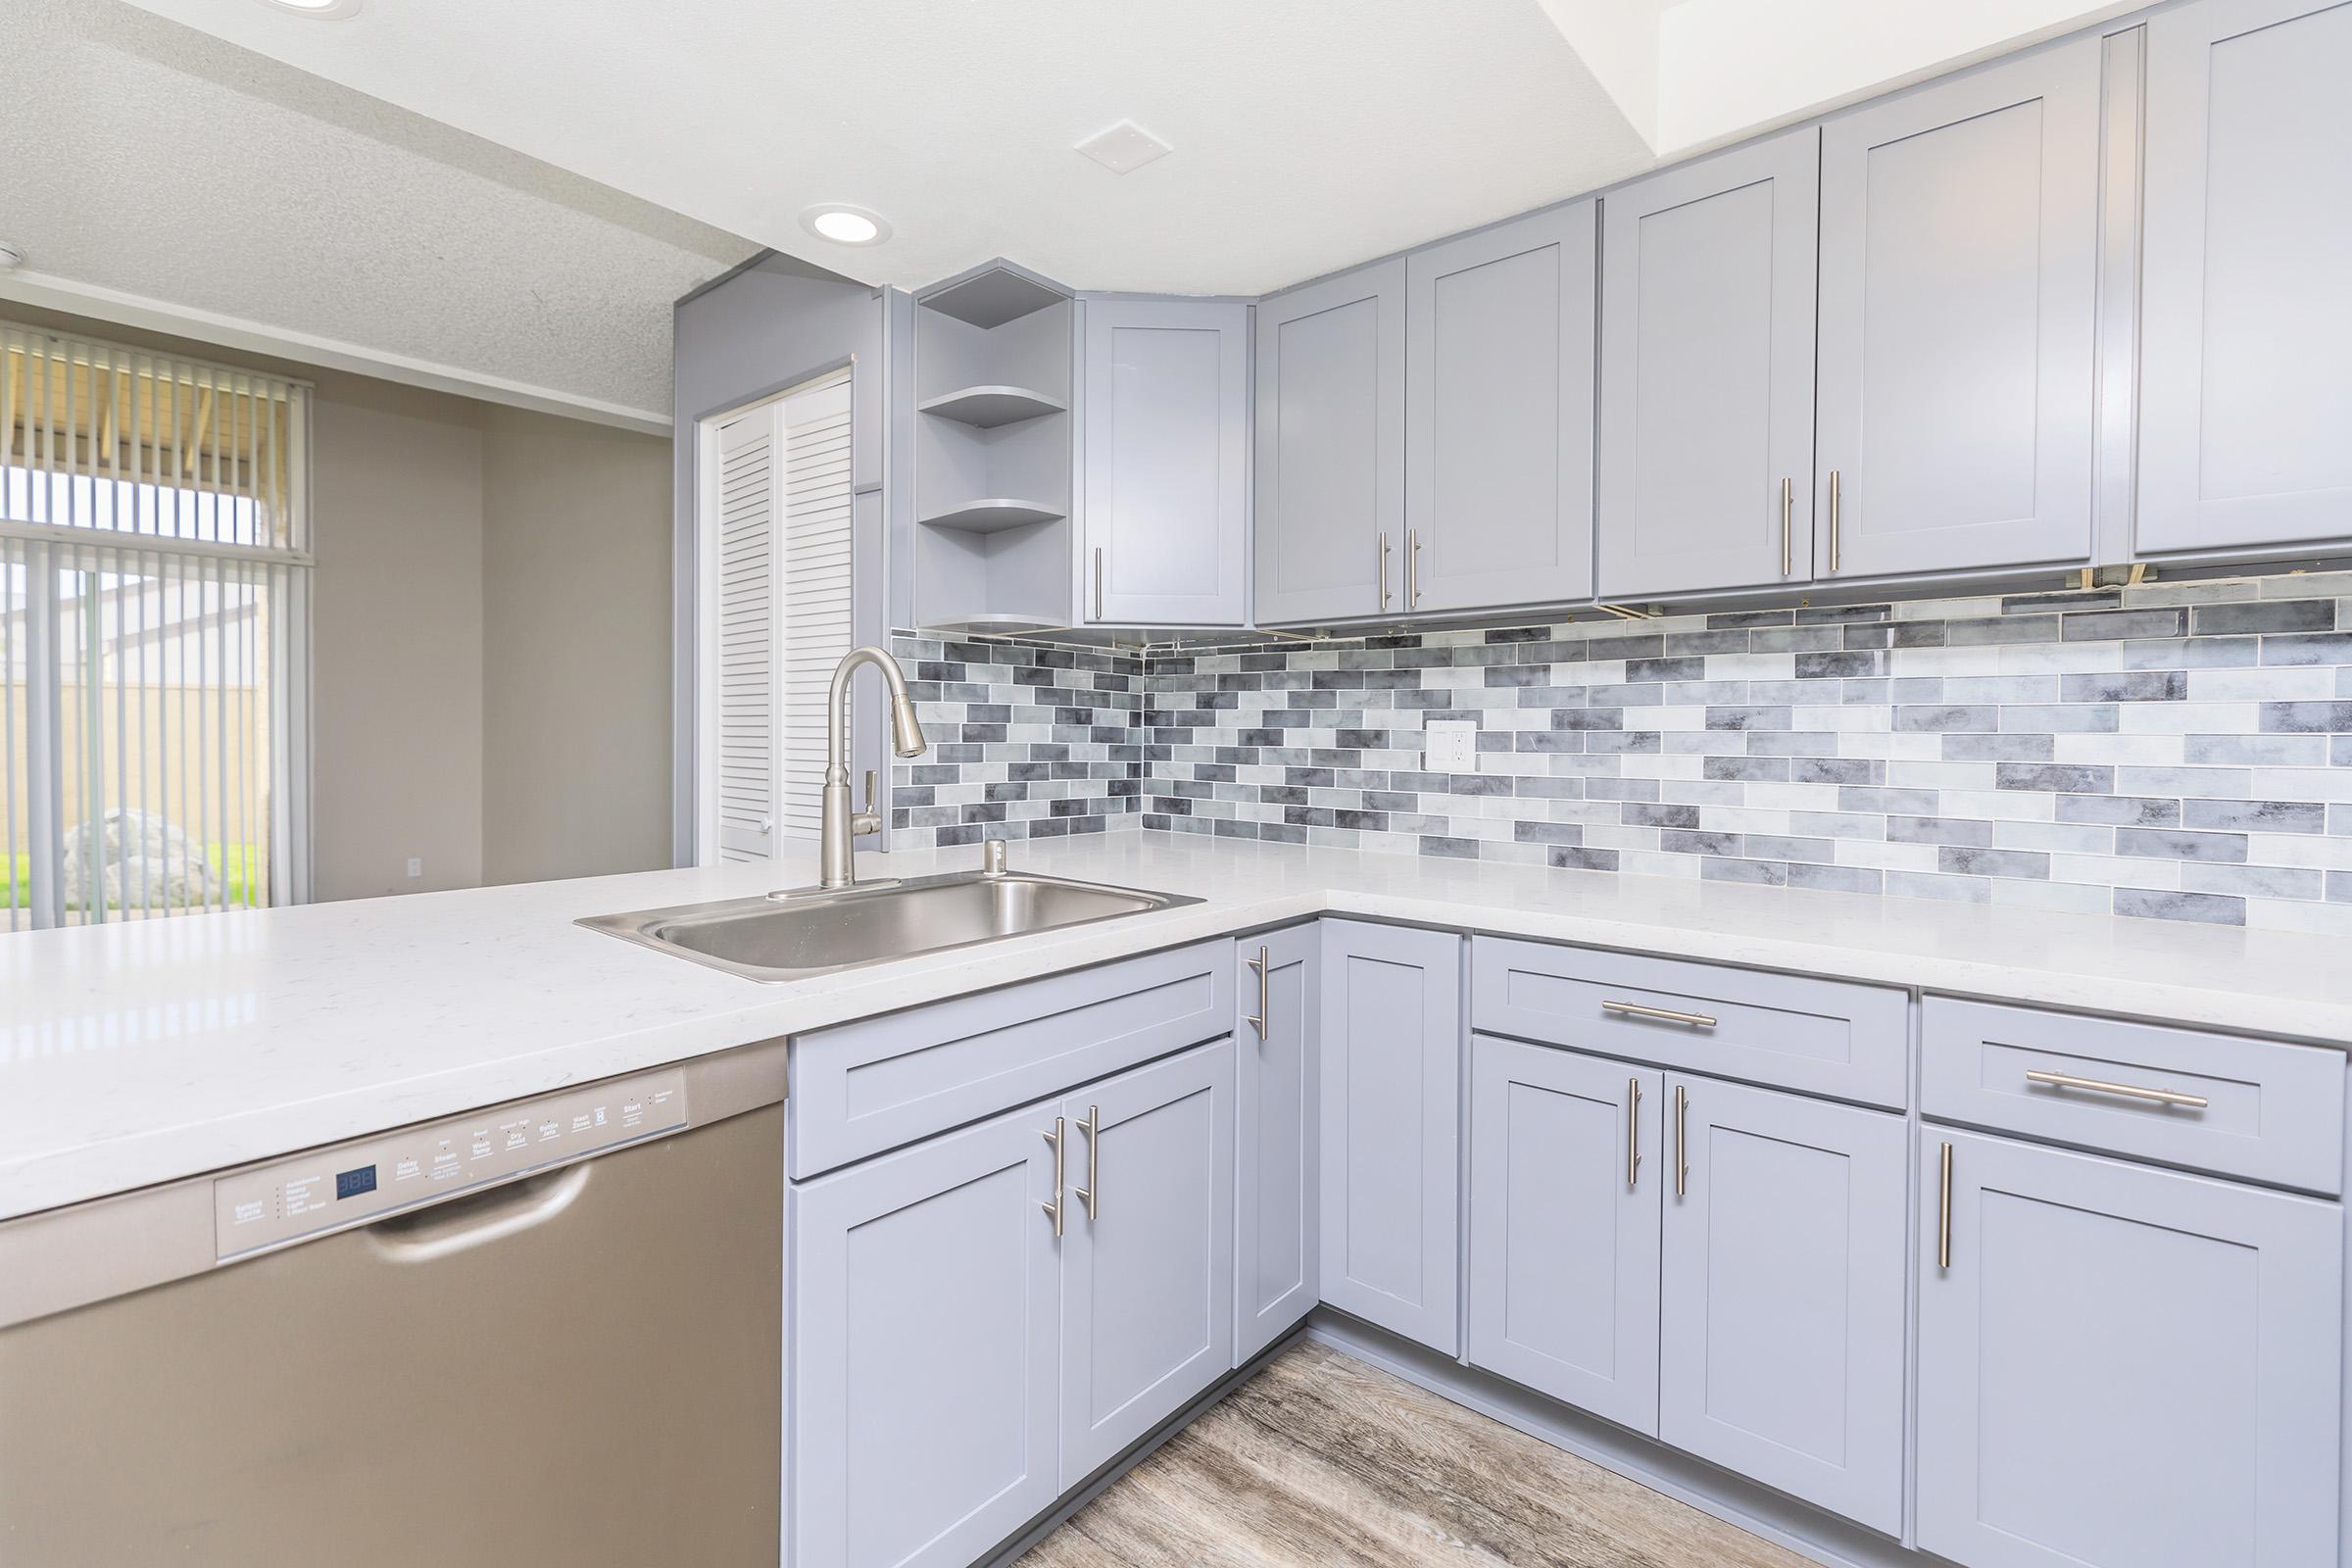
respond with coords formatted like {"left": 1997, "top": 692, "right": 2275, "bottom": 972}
{"left": 578, "top": 870, "right": 1201, "bottom": 983}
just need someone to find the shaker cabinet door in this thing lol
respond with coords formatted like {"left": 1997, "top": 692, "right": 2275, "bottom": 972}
{"left": 1657, "top": 1074, "right": 1908, "bottom": 1535}
{"left": 1081, "top": 298, "right": 1250, "bottom": 626}
{"left": 1235, "top": 926, "right": 1321, "bottom": 1363}
{"left": 1056, "top": 1040, "right": 1236, "bottom": 1487}
{"left": 1466, "top": 1037, "right": 1662, "bottom": 1435}
{"left": 1319, "top": 920, "right": 1462, "bottom": 1353}
{"left": 1254, "top": 261, "right": 1405, "bottom": 624}
{"left": 2137, "top": 0, "right": 2352, "bottom": 556}
{"left": 1815, "top": 37, "right": 2101, "bottom": 579}
{"left": 1404, "top": 201, "right": 1596, "bottom": 614}
{"left": 789, "top": 1103, "right": 1062, "bottom": 1568}
{"left": 1917, "top": 1128, "right": 2342, "bottom": 1568}
{"left": 1596, "top": 127, "right": 1819, "bottom": 600}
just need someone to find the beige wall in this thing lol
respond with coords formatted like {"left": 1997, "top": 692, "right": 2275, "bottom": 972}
{"left": 311, "top": 383, "right": 487, "bottom": 899}
{"left": 480, "top": 407, "right": 672, "bottom": 885}
{"left": 9, "top": 304, "right": 674, "bottom": 902}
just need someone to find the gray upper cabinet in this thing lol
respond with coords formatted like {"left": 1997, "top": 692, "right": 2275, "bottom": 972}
{"left": 1466, "top": 1037, "right": 1662, "bottom": 1436}
{"left": 1815, "top": 38, "right": 2102, "bottom": 579}
{"left": 1917, "top": 1129, "right": 2342, "bottom": 1568}
{"left": 1319, "top": 919, "right": 1461, "bottom": 1354}
{"left": 1235, "top": 928, "right": 1321, "bottom": 1364}
{"left": 2138, "top": 0, "right": 2352, "bottom": 556}
{"left": 789, "top": 1102, "right": 1062, "bottom": 1568}
{"left": 1597, "top": 127, "right": 1820, "bottom": 601}
{"left": 1080, "top": 298, "right": 1250, "bottom": 626}
{"left": 1657, "top": 1074, "right": 1907, "bottom": 1535}
{"left": 1404, "top": 202, "right": 1597, "bottom": 613}
{"left": 1056, "top": 1041, "right": 1235, "bottom": 1487}
{"left": 1254, "top": 261, "right": 1406, "bottom": 625}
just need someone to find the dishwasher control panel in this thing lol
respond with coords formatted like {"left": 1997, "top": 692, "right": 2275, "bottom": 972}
{"left": 213, "top": 1068, "right": 690, "bottom": 1261}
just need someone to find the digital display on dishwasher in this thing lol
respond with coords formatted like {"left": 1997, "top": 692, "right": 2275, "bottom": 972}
{"left": 336, "top": 1164, "right": 378, "bottom": 1200}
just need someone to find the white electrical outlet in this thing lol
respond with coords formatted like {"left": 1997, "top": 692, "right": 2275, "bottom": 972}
{"left": 406, "top": 857, "right": 423, "bottom": 880}
{"left": 1424, "top": 721, "right": 1477, "bottom": 772}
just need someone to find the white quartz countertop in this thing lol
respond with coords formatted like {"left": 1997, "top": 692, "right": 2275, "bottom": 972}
{"left": 8, "top": 831, "right": 2351, "bottom": 1223}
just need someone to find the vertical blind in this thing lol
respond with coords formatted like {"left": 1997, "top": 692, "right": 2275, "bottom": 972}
{"left": 710, "top": 368, "right": 853, "bottom": 863}
{"left": 0, "top": 321, "right": 313, "bottom": 931}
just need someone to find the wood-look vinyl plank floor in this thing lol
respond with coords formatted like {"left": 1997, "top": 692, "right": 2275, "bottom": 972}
{"left": 1017, "top": 1342, "right": 1812, "bottom": 1568}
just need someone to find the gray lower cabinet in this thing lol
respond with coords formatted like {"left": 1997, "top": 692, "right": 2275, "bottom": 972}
{"left": 2137, "top": 0, "right": 2352, "bottom": 556}
{"left": 1596, "top": 126, "right": 1820, "bottom": 601}
{"left": 789, "top": 1102, "right": 1062, "bottom": 1568}
{"left": 1402, "top": 202, "right": 1596, "bottom": 614}
{"left": 1658, "top": 1074, "right": 1908, "bottom": 1536}
{"left": 1319, "top": 919, "right": 1462, "bottom": 1353}
{"left": 1235, "top": 928, "right": 1320, "bottom": 1363}
{"left": 1917, "top": 1128, "right": 2343, "bottom": 1568}
{"left": 1466, "top": 1036, "right": 1662, "bottom": 1435}
{"left": 1814, "top": 35, "right": 2101, "bottom": 579}
{"left": 1254, "top": 260, "right": 1405, "bottom": 624}
{"left": 1079, "top": 297, "right": 1250, "bottom": 626}
{"left": 1057, "top": 1040, "right": 1236, "bottom": 1487}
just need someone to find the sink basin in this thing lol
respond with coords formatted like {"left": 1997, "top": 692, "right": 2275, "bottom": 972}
{"left": 578, "top": 870, "right": 1201, "bottom": 983}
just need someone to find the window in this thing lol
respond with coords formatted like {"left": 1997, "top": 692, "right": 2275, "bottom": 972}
{"left": 1, "top": 322, "right": 312, "bottom": 930}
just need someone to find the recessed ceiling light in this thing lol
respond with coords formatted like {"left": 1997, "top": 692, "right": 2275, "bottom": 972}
{"left": 798, "top": 205, "right": 892, "bottom": 247}
{"left": 0, "top": 242, "right": 23, "bottom": 272}
{"left": 259, "top": 0, "right": 363, "bottom": 16}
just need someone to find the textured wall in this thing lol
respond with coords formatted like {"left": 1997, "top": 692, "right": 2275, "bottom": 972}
{"left": 894, "top": 569, "right": 2352, "bottom": 933}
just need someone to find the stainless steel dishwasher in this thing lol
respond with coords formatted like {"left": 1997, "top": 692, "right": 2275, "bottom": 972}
{"left": 0, "top": 1042, "right": 785, "bottom": 1568}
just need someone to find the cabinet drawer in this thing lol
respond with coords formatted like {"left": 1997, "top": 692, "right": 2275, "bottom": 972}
{"left": 1471, "top": 938, "right": 1908, "bottom": 1107}
{"left": 789, "top": 941, "right": 1232, "bottom": 1177}
{"left": 1922, "top": 998, "right": 2344, "bottom": 1194}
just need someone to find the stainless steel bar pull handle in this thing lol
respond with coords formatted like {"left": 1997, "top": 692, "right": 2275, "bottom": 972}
{"left": 1602, "top": 999, "right": 1717, "bottom": 1030}
{"left": 1627, "top": 1078, "right": 1642, "bottom": 1190}
{"left": 1407, "top": 528, "right": 1422, "bottom": 607}
{"left": 1073, "top": 1104, "right": 1101, "bottom": 1219}
{"left": 1780, "top": 476, "right": 1793, "bottom": 578}
{"left": 1937, "top": 1141, "right": 1953, "bottom": 1271}
{"left": 1245, "top": 946, "right": 1269, "bottom": 1041}
{"left": 1092, "top": 547, "right": 1104, "bottom": 621}
{"left": 1828, "top": 469, "right": 1842, "bottom": 572}
{"left": 1041, "top": 1116, "right": 1066, "bottom": 1238}
{"left": 1378, "top": 532, "right": 1392, "bottom": 611}
{"left": 1674, "top": 1085, "right": 1689, "bottom": 1199}
{"left": 2024, "top": 1069, "right": 2209, "bottom": 1109}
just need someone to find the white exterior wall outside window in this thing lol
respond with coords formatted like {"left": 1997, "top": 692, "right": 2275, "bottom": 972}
{"left": 0, "top": 322, "right": 313, "bottom": 930}
{"left": 697, "top": 368, "right": 855, "bottom": 864}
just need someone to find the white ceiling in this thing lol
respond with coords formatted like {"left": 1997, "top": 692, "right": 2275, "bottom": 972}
{"left": 2, "top": 0, "right": 760, "bottom": 426}
{"left": 17, "top": 0, "right": 2139, "bottom": 419}
{"left": 107, "top": 0, "right": 2139, "bottom": 302}
{"left": 109, "top": 0, "right": 1664, "bottom": 297}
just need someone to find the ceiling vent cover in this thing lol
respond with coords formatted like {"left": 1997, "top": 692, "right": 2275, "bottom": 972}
{"left": 1076, "top": 121, "right": 1173, "bottom": 175}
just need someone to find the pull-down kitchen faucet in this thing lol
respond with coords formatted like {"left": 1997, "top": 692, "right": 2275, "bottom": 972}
{"left": 819, "top": 645, "right": 928, "bottom": 890}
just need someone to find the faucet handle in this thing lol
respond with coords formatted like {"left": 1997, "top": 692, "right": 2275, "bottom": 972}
{"left": 862, "top": 769, "right": 878, "bottom": 813}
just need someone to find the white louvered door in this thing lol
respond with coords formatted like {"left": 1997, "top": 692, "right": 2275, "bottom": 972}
{"left": 714, "top": 403, "right": 779, "bottom": 861}
{"left": 777, "top": 376, "right": 855, "bottom": 842}
{"left": 709, "top": 369, "right": 854, "bottom": 864}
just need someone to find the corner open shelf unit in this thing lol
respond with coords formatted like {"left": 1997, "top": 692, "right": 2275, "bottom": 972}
{"left": 912, "top": 262, "right": 1075, "bottom": 630}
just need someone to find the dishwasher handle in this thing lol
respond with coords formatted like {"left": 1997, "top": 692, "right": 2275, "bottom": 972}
{"left": 365, "top": 1163, "right": 593, "bottom": 1264}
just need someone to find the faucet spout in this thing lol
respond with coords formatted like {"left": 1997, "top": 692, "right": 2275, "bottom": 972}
{"left": 819, "top": 645, "right": 928, "bottom": 890}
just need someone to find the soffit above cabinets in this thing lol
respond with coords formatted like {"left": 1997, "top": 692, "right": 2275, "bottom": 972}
{"left": 110, "top": 0, "right": 2141, "bottom": 300}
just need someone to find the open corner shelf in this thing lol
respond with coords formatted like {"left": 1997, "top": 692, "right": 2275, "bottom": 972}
{"left": 917, "top": 499, "right": 1066, "bottom": 534}
{"left": 917, "top": 385, "right": 1067, "bottom": 430}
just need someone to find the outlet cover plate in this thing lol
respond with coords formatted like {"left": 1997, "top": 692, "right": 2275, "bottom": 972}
{"left": 1425, "top": 721, "right": 1477, "bottom": 772}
